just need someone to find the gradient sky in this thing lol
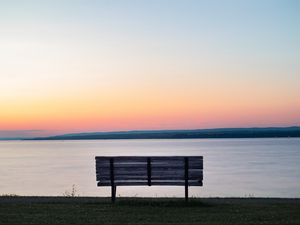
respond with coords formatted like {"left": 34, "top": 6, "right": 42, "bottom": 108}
{"left": 0, "top": 0, "right": 299, "bottom": 137}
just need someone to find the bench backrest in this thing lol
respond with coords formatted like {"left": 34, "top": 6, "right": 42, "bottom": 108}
{"left": 95, "top": 156, "right": 203, "bottom": 186}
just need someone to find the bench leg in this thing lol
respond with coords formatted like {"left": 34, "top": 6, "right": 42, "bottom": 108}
{"left": 185, "top": 185, "right": 188, "bottom": 201}
{"left": 111, "top": 185, "right": 117, "bottom": 203}
{"left": 184, "top": 157, "right": 189, "bottom": 201}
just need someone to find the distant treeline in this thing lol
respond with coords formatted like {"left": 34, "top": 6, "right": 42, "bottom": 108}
{"left": 29, "top": 127, "right": 300, "bottom": 140}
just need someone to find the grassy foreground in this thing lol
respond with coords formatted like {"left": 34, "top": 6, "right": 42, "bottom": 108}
{"left": 0, "top": 197, "right": 300, "bottom": 225}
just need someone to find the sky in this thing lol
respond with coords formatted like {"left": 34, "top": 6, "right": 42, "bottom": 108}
{"left": 0, "top": 0, "right": 299, "bottom": 138}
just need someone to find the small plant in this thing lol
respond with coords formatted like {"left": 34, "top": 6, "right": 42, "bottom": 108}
{"left": 244, "top": 193, "right": 255, "bottom": 198}
{"left": 63, "top": 185, "right": 79, "bottom": 197}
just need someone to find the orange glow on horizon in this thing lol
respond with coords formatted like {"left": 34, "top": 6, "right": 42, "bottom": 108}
{"left": 1, "top": 89, "right": 299, "bottom": 135}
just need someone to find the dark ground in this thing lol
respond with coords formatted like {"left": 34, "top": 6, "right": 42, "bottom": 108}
{"left": 1, "top": 197, "right": 300, "bottom": 225}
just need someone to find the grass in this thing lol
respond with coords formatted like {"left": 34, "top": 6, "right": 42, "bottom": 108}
{"left": 0, "top": 197, "right": 300, "bottom": 225}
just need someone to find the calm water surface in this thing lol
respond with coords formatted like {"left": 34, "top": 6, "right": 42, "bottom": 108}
{"left": 0, "top": 138, "right": 299, "bottom": 197}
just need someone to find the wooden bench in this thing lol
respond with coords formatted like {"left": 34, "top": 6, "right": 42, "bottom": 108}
{"left": 95, "top": 156, "right": 203, "bottom": 202}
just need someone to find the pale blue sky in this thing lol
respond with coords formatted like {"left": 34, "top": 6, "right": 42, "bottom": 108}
{"left": 0, "top": 0, "right": 299, "bottom": 137}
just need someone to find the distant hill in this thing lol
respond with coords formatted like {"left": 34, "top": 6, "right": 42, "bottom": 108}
{"left": 28, "top": 126, "right": 300, "bottom": 140}
{"left": 0, "top": 138, "right": 21, "bottom": 141}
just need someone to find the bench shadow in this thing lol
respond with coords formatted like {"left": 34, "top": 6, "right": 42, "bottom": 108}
{"left": 114, "top": 198, "right": 212, "bottom": 208}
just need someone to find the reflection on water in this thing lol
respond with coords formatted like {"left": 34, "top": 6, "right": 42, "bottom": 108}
{"left": 0, "top": 138, "right": 300, "bottom": 197}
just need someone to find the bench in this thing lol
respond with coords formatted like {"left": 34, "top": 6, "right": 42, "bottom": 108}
{"left": 95, "top": 156, "right": 203, "bottom": 202}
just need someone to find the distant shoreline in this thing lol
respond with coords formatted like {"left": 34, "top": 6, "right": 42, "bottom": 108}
{"left": 22, "top": 126, "right": 300, "bottom": 141}
{"left": 2, "top": 136, "right": 300, "bottom": 142}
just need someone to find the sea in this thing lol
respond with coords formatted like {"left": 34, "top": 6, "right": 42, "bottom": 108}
{"left": 0, "top": 138, "right": 299, "bottom": 198}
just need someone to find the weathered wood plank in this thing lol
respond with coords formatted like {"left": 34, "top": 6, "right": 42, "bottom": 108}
{"left": 151, "top": 164, "right": 203, "bottom": 170}
{"left": 97, "top": 175, "right": 147, "bottom": 180}
{"left": 151, "top": 156, "right": 202, "bottom": 160}
{"left": 96, "top": 168, "right": 147, "bottom": 175}
{"left": 151, "top": 171, "right": 202, "bottom": 177}
{"left": 96, "top": 156, "right": 202, "bottom": 164}
{"left": 96, "top": 157, "right": 147, "bottom": 162}
{"left": 96, "top": 162, "right": 203, "bottom": 169}
{"left": 96, "top": 163, "right": 202, "bottom": 171}
{"left": 97, "top": 169, "right": 147, "bottom": 175}
{"left": 96, "top": 156, "right": 202, "bottom": 159}
{"left": 149, "top": 158, "right": 202, "bottom": 162}
{"left": 96, "top": 156, "right": 147, "bottom": 160}
{"left": 151, "top": 170, "right": 203, "bottom": 177}
{"left": 97, "top": 161, "right": 202, "bottom": 166}
{"left": 148, "top": 163, "right": 202, "bottom": 168}
{"left": 97, "top": 180, "right": 202, "bottom": 186}
{"left": 97, "top": 174, "right": 202, "bottom": 181}
{"left": 97, "top": 173, "right": 203, "bottom": 180}
{"left": 96, "top": 170, "right": 199, "bottom": 178}
{"left": 96, "top": 164, "right": 147, "bottom": 169}
{"left": 97, "top": 170, "right": 202, "bottom": 180}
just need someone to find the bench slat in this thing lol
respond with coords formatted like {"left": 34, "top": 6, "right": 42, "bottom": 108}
{"left": 96, "top": 156, "right": 202, "bottom": 164}
{"left": 96, "top": 169, "right": 147, "bottom": 176}
{"left": 96, "top": 167, "right": 203, "bottom": 176}
{"left": 151, "top": 170, "right": 203, "bottom": 177}
{"left": 97, "top": 175, "right": 147, "bottom": 180}
{"left": 96, "top": 169, "right": 202, "bottom": 177}
{"left": 151, "top": 164, "right": 202, "bottom": 170}
{"left": 97, "top": 180, "right": 202, "bottom": 186}
{"left": 97, "top": 175, "right": 202, "bottom": 181}
{"left": 96, "top": 157, "right": 147, "bottom": 162}
{"left": 96, "top": 156, "right": 202, "bottom": 159}
{"left": 96, "top": 164, "right": 147, "bottom": 169}
{"left": 151, "top": 157, "right": 202, "bottom": 162}
{"left": 96, "top": 162, "right": 202, "bottom": 170}
{"left": 96, "top": 170, "right": 203, "bottom": 181}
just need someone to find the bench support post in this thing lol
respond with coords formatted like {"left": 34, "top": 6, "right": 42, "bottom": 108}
{"left": 110, "top": 158, "right": 116, "bottom": 203}
{"left": 147, "top": 157, "right": 152, "bottom": 186}
{"left": 111, "top": 185, "right": 116, "bottom": 203}
{"left": 184, "top": 157, "right": 189, "bottom": 201}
